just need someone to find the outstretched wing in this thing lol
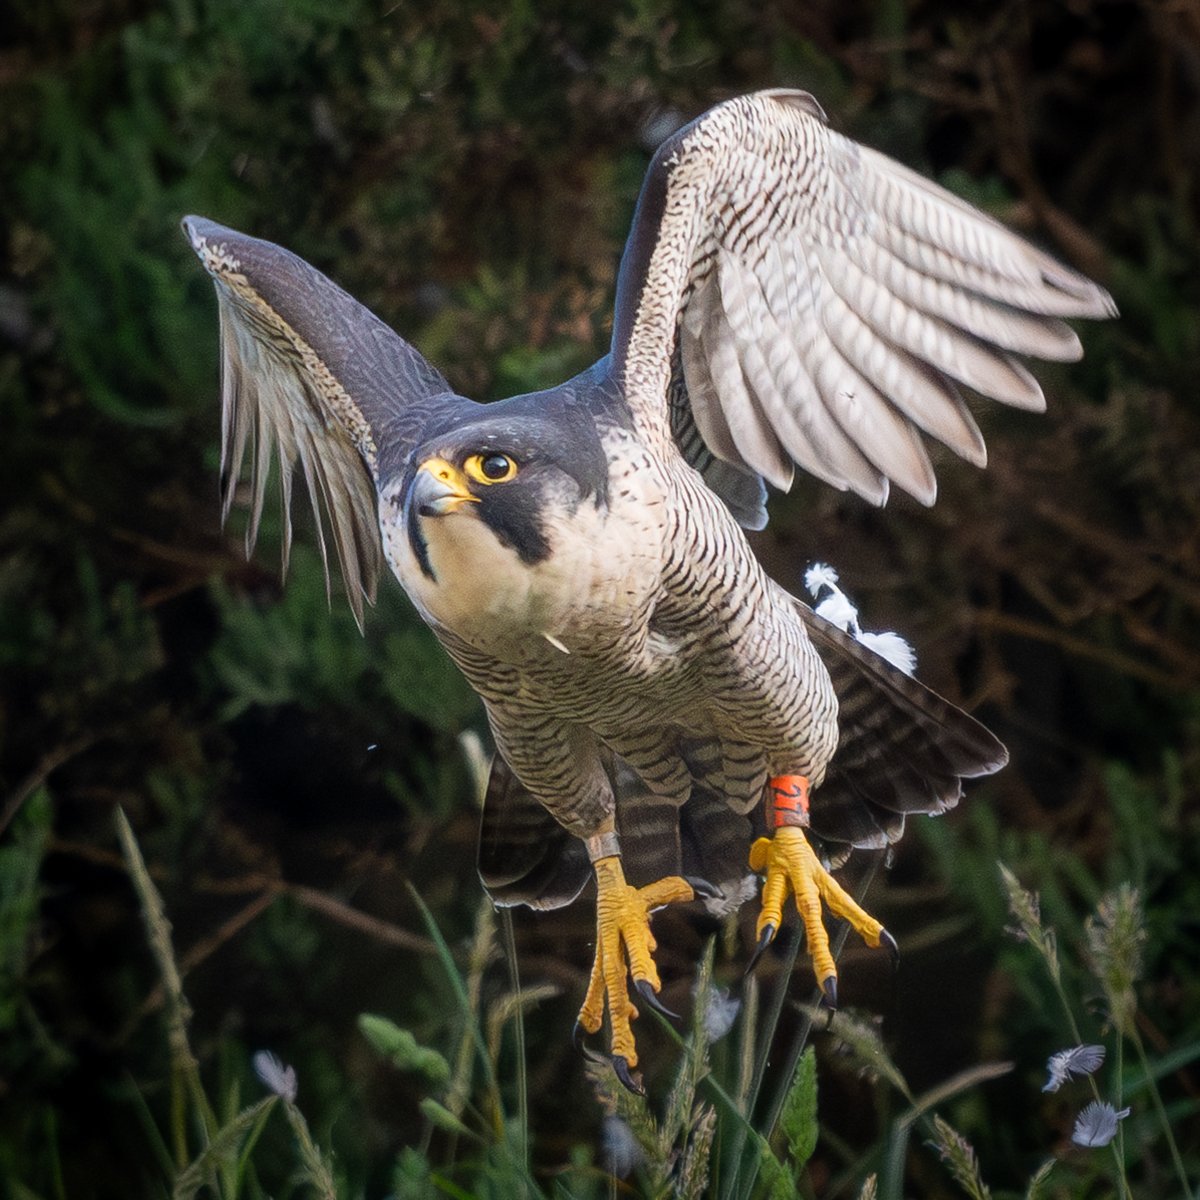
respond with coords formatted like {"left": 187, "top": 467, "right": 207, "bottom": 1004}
{"left": 183, "top": 216, "right": 456, "bottom": 624}
{"left": 611, "top": 90, "right": 1116, "bottom": 506}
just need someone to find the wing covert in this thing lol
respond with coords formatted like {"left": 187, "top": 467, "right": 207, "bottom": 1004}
{"left": 183, "top": 216, "right": 455, "bottom": 624}
{"left": 611, "top": 90, "right": 1116, "bottom": 507}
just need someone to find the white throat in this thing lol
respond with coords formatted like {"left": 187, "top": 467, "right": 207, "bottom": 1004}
{"left": 380, "top": 485, "right": 664, "bottom": 656}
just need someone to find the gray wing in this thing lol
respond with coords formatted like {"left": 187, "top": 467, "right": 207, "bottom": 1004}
{"left": 796, "top": 602, "right": 1007, "bottom": 853}
{"left": 611, "top": 90, "right": 1116, "bottom": 507}
{"left": 183, "top": 216, "right": 456, "bottom": 624}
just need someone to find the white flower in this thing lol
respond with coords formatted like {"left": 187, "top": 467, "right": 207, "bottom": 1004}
{"left": 252, "top": 1050, "right": 298, "bottom": 1102}
{"left": 1072, "top": 1100, "right": 1130, "bottom": 1148}
{"left": 1043, "top": 1044, "right": 1106, "bottom": 1093}
{"left": 601, "top": 1115, "right": 643, "bottom": 1176}
{"left": 700, "top": 985, "right": 741, "bottom": 1042}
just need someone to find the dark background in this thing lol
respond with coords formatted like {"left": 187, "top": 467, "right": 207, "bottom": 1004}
{"left": 2, "top": 1, "right": 1198, "bottom": 1196}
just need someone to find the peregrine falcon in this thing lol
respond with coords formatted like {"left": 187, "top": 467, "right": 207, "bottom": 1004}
{"left": 183, "top": 90, "right": 1114, "bottom": 1089}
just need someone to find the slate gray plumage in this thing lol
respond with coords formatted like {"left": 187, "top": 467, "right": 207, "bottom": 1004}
{"left": 184, "top": 88, "right": 1113, "bottom": 1009}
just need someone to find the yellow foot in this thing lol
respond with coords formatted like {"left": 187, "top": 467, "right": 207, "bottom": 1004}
{"left": 747, "top": 825, "right": 898, "bottom": 1006}
{"left": 574, "top": 856, "right": 695, "bottom": 1092}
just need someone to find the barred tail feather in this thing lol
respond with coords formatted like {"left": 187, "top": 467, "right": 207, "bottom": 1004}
{"left": 477, "top": 758, "right": 590, "bottom": 911}
{"left": 477, "top": 754, "right": 754, "bottom": 911}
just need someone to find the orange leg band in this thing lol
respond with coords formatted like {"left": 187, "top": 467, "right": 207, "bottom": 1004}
{"left": 768, "top": 774, "right": 810, "bottom": 829}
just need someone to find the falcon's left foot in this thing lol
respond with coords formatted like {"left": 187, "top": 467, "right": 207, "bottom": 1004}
{"left": 575, "top": 855, "right": 695, "bottom": 1093}
{"left": 748, "top": 775, "right": 896, "bottom": 1003}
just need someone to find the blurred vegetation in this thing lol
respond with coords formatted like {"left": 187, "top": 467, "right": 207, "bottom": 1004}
{"left": 2, "top": 0, "right": 1199, "bottom": 1196}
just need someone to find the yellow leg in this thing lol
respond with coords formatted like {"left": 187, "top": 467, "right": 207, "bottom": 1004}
{"left": 575, "top": 856, "right": 695, "bottom": 1090}
{"left": 748, "top": 825, "right": 896, "bottom": 1005}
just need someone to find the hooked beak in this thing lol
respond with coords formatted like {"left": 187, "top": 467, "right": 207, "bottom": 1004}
{"left": 411, "top": 458, "right": 479, "bottom": 517}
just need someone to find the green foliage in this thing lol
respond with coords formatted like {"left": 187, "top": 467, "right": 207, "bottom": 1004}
{"left": 171, "top": 1097, "right": 277, "bottom": 1200}
{"left": 358, "top": 1013, "right": 452, "bottom": 1086}
{"left": 1085, "top": 884, "right": 1146, "bottom": 1038}
{"left": 358, "top": 895, "right": 589, "bottom": 1198}
{"left": 114, "top": 809, "right": 335, "bottom": 1200}
{"left": 205, "top": 541, "right": 474, "bottom": 729}
{"left": 3, "top": 1, "right": 1199, "bottom": 1196}
{"left": 990, "top": 856, "right": 1198, "bottom": 1198}
{"left": 582, "top": 941, "right": 729, "bottom": 1198}
{"left": 928, "top": 1114, "right": 992, "bottom": 1200}
{"left": 1024, "top": 1159, "right": 1057, "bottom": 1200}
{"left": 0, "top": 789, "right": 51, "bottom": 1037}
{"left": 419, "top": 1097, "right": 477, "bottom": 1140}
{"left": 777, "top": 1047, "right": 818, "bottom": 1175}
{"left": 392, "top": 1146, "right": 435, "bottom": 1200}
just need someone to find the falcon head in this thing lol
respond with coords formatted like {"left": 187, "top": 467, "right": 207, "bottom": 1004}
{"left": 378, "top": 405, "right": 615, "bottom": 634}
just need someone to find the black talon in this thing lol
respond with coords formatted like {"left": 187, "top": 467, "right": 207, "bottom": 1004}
{"left": 634, "top": 978, "right": 679, "bottom": 1020}
{"left": 572, "top": 1020, "right": 585, "bottom": 1050}
{"left": 612, "top": 1055, "right": 645, "bottom": 1096}
{"left": 820, "top": 975, "right": 838, "bottom": 1011}
{"left": 745, "top": 923, "right": 777, "bottom": 975}
{"left": 684, "top": 875, "right": 721, "bottom": 901}
{"left": 880, "top": 929, "right": 899, "bottom": 970}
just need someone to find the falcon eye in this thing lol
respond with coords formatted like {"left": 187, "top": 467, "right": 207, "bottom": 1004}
{"left": 464, "top": 452, "right": 518, "bottom": 485}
